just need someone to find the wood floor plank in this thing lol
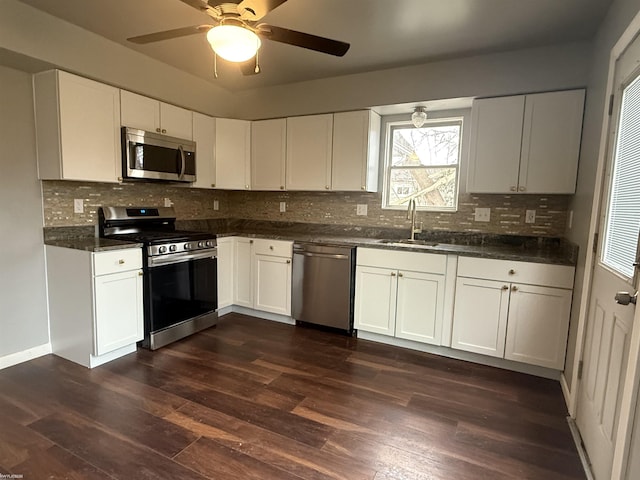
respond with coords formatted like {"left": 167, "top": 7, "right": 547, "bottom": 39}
{"left": 0, "top": 314, "right": 585, "bottom": 479}
{"left": 29, "top": 411, "right": 207, "bottom": 480}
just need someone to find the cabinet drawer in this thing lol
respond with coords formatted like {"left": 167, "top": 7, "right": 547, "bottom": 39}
{"left": 457, "top": 256, "right": 574, "bottom": 289}
{"left": 93, "top": 248, "right": 142, "bottom": 276}
{"left": 252, "top": 238, "right": 292, "bottom": 258}
{"left": 357, "top": 248, "right": 446, "bottom": 274}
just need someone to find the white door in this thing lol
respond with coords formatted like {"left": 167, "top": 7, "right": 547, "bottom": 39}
{"left": 251, "top": 118, "right": 286, "bottom": 191}
{"left": 253, "top": 254, "right": 291, "bottom": 315}
{"left": 354, "top": 266, "right": 397, "bottom": 336}
{"left": 93, "top": 269, "right": 143, "bottom": 356}
{"left": 215, "top": 118, "right": 251, "bottom": 190}
{"left": 120, "top": 90, "right": 160, "bottom": 132}
{"left": 395, "top": 270, "right": 444, "bottom": 345}
{"left": 286, "top": 114, "right": 333, "bottom": 191}
{"left": 576, "top": 35, "right": 640, "bottom": 480}
{"left": 159, "top": 102, "right": 192, "bottom": 140}
{"left": 451, "top": 277, "right": 509, "bottom": 357}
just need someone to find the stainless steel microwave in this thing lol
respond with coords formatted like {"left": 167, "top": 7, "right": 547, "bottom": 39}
{"left": 122, "top": 127, "right": 196, "bottom": 183}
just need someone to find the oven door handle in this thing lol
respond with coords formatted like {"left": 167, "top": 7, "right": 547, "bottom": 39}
{"left": 178, "top": 144, "right": 186, "bottom": 180}
{"left": 148, "top": 249, "right": 217, "bottom": 268}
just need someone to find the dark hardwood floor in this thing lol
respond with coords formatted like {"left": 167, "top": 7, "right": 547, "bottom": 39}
{"left": 0, "top": 313, "right": 585, "bottom": 479}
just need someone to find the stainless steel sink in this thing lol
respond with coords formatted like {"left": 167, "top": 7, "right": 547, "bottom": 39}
{"left": 377, "top": 239, "right": 439, "bottom": 248}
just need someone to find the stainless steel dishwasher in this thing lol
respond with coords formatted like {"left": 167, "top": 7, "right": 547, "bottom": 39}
{"left": 292, "top": 243, "right": 356, "bottom": 333}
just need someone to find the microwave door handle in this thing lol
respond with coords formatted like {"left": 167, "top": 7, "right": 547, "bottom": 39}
{"left": 178, "top": 145, "right": 186, "bottom": 180}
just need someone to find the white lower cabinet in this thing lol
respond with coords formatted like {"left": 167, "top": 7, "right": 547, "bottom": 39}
{"left": 46, "top": 245, "right": 143, "bottom": 368}
{"left": 354, "top": 248, "right": 448, "bottom": 346}
{"left": 216, "top": 237, "right": 234, "bottom": 308}
{"left": 451, "top": 256, "right": 574, "bottom": 370}
{"left": 228, "top": 237, "right": 292, "bottom": 316}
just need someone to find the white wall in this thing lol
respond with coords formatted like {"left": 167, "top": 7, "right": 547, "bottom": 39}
{"left": 0, "top": 65, "right": 49, "bottom": 359}
{"left": 233, "top": 41, "right": 593, "bottom": 119}
{"left": 564, "top": 0, "right": 640, "bottom": 392}
{"left": 0, "top": 0, "right": 236, "bottom": 118}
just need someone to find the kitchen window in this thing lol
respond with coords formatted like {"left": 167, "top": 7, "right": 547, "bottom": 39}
{"left": 382, "top": 118, "right": 462, "bottom": 211}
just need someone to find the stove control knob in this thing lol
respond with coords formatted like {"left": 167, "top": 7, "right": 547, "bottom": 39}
{"left": 198, "top": 241, "right": 204, "bottom": 248}
{"left": 159, "top": 246, "right": 167, "bottom": 254}
{"left": 205, "top": 240, "right": 212, "bottom": 247}
{"left": 169, "top": 245, "right": 177, "bottom": 252}
{"left": 184, "top": 243, "right": 191, "bottom": 250}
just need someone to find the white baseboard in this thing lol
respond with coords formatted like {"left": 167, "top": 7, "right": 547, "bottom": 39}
{"left": 219, "top": 305, "right": 295, "bottom": 325}
{"left": 567, "top": 417, "right": 595, "bottom": 480}
{"left": 0, "top": 343, "right": 52, "bottom": 370}
{"left": 357, "top": 331, "right": 561, "bottom": 380}
{"left": 560, "top": 373, "right": 573, "bottom": 414}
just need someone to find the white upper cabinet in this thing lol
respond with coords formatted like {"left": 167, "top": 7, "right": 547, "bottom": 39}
{"left": 518, "top": 90, "right": 585, "bottom": 194}
{"left": 286, "top": 114, "right": 333, "bottom": 190}
{"left": 331, "top": 110, "right": 381, "bottom": 192}
{"left": 215, "top": 118, "right": 251, "bottom": 190}
{"left": 34, "top": 70, "right": 122, "bottom": 183}
{"left": 251, "top": 118, "right": 286, "bottom": 191}
{"left": 467, "top": 89, "right": 584, "bottom": 194}
{"left": 120, "top": 90, "right": 193, "bottom": 140}
{"left": 192, "top": 112, "right": 216, "bottom": 189}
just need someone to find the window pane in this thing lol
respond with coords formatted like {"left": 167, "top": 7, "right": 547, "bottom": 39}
{"left": 388, "top": 167, "right": 457, "bottom": 208}
{"left": 602, "top": 73, "right": 640, "bottom": 279}
{"left": 392, "top": 124, "right": 460, "bottom": 167}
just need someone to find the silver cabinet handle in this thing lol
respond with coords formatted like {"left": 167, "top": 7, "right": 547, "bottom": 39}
{"left": 155, "top": 128, "right": 161, "bottom": 133}
{"left": 502, "top": 285, "right": 509, "bottom": 290}
{"left": 269, "top": 246, "right": 274, "bottom": 250}
{"left": 519, "top": 186, "right": 526, "bottom": 192}
{"left": 510, "top": 186, "right": 517, "bottom": 192}
{"left": 161, "top": 128, "right": 166, "bottom": 134}
{"left": 398, "top": 272, "right": 404, "bottom": 277}
{"left": 508, "top": 269, "right": 516, "bottom": 275}
{"left": 390, "top": 272, "right": 396, "bottom": 276}
{"left": 511, "top": 285, "right": 518, "bottom": 292}
{"left": 286, "top": 259, "right": 291, "bottom": 264}
{"left": 249, "top": 240, "right": 254, "bottom": 244}
{"left": 118, "top": 259, "right": 125, "bottom": 264}
{"left": 178, "top": 144, "right": 185, "bottom": 180}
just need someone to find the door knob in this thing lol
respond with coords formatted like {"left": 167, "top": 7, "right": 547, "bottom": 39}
{"left": 615, "top": 291, "right": 638, "bottom": 305}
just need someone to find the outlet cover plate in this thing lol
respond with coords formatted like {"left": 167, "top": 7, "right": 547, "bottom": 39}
{"left": 73, "top": 198, "right": 84, "bottom": 214}
{"left": 280, "top": 202, "right": 286, "bottom": 213}
{"left": 474, "top": 207, "right": 490, "bottom": 222}
{"left": 356, "top": 204, "right": 368, "bottom": 216}
{"left": 525, "top": 209, "right": 536, "bottom": 224}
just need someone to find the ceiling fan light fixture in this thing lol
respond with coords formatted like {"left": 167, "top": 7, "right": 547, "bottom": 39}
{"left": 206, "top": 24, "right": 261, "bottom": 62}
{"left": 411, "top": 106, "right": 428, "bottom": 128}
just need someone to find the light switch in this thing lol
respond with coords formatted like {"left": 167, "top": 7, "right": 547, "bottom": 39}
{"left": 213, "top": 200, "right": 219, "bottom": 211}
{"left": 73, "top": 198, "right": 84, "bottom": 214}
{"left": 280, "top": 202, "right": 286, "bottom": 213}
{"left": 356, "top": 204, "right": 368, "bottom": 216}
{"left": 164, "top": 197, "right": 173, "bottom": 207}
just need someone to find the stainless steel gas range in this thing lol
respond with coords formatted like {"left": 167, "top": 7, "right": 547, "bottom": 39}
{"left": 99, "top": 206, "right": 217, "bottom": 349}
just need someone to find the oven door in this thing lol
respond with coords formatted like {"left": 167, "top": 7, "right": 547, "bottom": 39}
{"left": 145, "top": 250, "right": 218, "bottom": 335}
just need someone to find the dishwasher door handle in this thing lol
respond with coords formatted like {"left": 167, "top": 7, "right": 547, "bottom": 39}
{"left": 294, "top": 252, "right": 349, "bottom": 260}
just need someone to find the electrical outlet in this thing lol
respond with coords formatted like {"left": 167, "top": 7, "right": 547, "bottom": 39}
{"left": 568, "top": 210, "right": 574, "bottom": 229}
{"left": 279, "top": 202, "right": 286, "bottom": 213}
{"left": 356, "top": 204, "right": 368, "bottom": 216}
{"left": 525, "top": 209, "right": 536, "bottom": 224}
{"left": 213, "top": 200, "right": 219, "bottom": 211}
{"left": 474, "top": 207, "right": 490, "bottom": 222}
{"left": 73, "top": 198, "right": 84, "bottom": 214}
{"left": 164, "top": 197, "right": 173, "bottom": 207}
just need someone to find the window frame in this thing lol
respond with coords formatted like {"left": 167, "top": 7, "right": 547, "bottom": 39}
{"left": 382, "top": 117, "right": 463, "bottom": 212}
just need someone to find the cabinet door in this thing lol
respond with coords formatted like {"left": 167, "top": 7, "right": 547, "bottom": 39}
{"left": 332, "top": 110, "right": 380, "bottom": 192}
{"left": 93, "top": 269, "right": 143, "bottom": 356}
{"left": 286, "top": 114, "right": 333, "bottom": 190}
{"left": 216, "top": 237, "right": 234, "bottom": 308}
{"left": 35, "top": 71, "right": 121, "bottom": 183}
{"left": 251, "top": 118, "right": 287, "bottom": 191}
{"left": 160, "top": 102, "right": 193, "bottom": 140}
{"left": 120, "top": 90, "right": 160, "bottom": 132}
{"left": 451, "top": 277, "right": 509, "bottom": 357}
{"left": 354, "top": 266, "right": 397, "bottom": 336}
{"left": 467, "top": 96, "right": 525, "bottom": 193}
{"left": 215, "top": 118, "right": 251, "bottom": 190}
{"left": 254, "top": 254, "right": 292, "bottom": 315}
{"left": 519, "top": 90, "right": 584, "bottom": 194}
{"left": 192, "top": 112, "right": 216, "bottom": 189}
{"left": 395, "top": 270, "right": 445, "bottom": 346}
{"left": 233, "top": 238, "right": 253, "bottom": 307}
{"left": 505, "top": 284, "right": 572, "bottom": 369}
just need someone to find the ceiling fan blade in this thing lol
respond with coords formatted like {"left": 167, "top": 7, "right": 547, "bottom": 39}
{"left": 238, "top": 0, "right": 288, "bottom": 20}
{"left": 127, "top": 25, "right": 212, "bottom": 44}
{"left": 258, "top": 25, "right": 350, "bottom": 57}
{"left": 239, "top": 57, "right": 261, "bottom": 76}
{"left": 178, "top": 0, "right": 210, "bottom": 10}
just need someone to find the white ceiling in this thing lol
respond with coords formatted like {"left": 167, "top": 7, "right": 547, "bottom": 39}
{"left": 17, "top": 0, "right": 612, "bottom": 93}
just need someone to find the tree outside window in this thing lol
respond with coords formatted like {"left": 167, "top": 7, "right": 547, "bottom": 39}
{"left": 383, "top": 119, "right": 462, "bottom": 211}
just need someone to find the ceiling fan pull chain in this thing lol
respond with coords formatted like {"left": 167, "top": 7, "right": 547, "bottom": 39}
{"left": 214, "top": 52, "right": 218, "bottom": 78}
{"left": 255, "top": 41, "right": 260, "bottom": 74}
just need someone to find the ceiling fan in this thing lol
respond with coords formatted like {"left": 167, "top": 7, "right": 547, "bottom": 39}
{"left": 127, "top": 0, "right": 350, "bottom": 75}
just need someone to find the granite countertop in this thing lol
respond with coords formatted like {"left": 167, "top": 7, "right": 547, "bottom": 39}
{"left": 216, "top": 231, "right": 578, "bottom": 266}
{"left": 45, "top": 237, "right": 143, "bottom": 253}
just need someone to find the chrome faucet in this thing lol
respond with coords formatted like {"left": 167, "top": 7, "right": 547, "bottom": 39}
{"left": 407, "top": 199, "right": 422, "bottom": 240}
